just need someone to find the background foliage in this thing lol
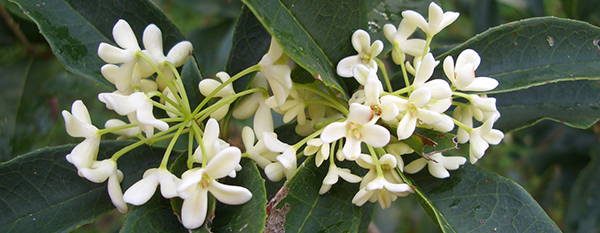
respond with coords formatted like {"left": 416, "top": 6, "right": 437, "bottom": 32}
{"left": 0, "top": 0, "right": 599, "bottom": 232}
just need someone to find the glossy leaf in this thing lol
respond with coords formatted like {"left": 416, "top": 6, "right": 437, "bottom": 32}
{"left": 493, "top": 80, "right": 600, "bottom": 131}
{"left": 267, "top": 157, "right": 372, "bottom": 233}
{"left": 0, "top": 141, "right": 170, "bottom": 233}
{"left": 403, "top": 129, "right": 457, "bottom": 155}
{"left": 440, "top": 17, "right": 600, "bottom": 94}
{"left": 189, "top": 19, "right": 235, "bottom": 76}
{"left": 242, "top": 0, "right": 375, "bottom": 96}
{"left": 10, "top": 0, "right": 184, "bottom": 83}
{"left": 566, "top": 146, "right": 600, "bottom": 233}
{"left": 0, "top": 58, "right": 31, "bottom": 161}
{"left": 120, "top": 196, "right": 187, "bottom": 233}
{"left": 410, "top": 164, "right": 561, "bottom": 233}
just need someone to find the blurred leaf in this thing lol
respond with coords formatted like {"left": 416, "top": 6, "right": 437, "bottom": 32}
{"left": 471, "top": 0, "right": 499, "bottom": 33}
{"left": 441, "top": 17, "right": 600, "bottom": 94}
{"left": 403, "top": 129, "right": 457, "bottom": 155}
{"left": 242, "top": 0, "right": 377, "bottom": 96}
{"left": 566, "top": 146, "right": 600, "bottom": 233}
{"left": 181, "top": 58, "right": 203, "bottom": 108}
{"left": 189, "top": 19, "right": 235, "bottom": 76}
{"left": 226, "top": 6, "right": 270, "bottom": 92}
{"left": 120, "top": 196, "right": 187, "bottom": 233}
{"left": 411, "top": 164, "right": 561, "bottom": 233}
{"left": 493, "top": 80, "right": 600, "bottom": 131}
{"left": 0, "top": 141, "right": 171, "bottom": 233}
{"left": 10, "top": 0, "right": 184, "bottom": 84}
{"left": 0, "top": 58, "right": 30, "bottom": 161}
{"left": 266, "top": 157, "right": 372, "bottom": 233}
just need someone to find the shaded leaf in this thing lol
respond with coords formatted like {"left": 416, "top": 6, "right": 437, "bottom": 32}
{"left": 440, "top": 17, "right": 600, "bottom": 94}
{"left": 0, "top": 58, "right": 31, "bottom": 161}
{"left": 0, "top": 141, "right": 171, "bottom": 233}
{"left": 493, "top": 80, "right": 600, "bottom": 131}
{"left": 120, "top": 196, "right": 187, "bottom": 233}
{"left": 410, "top": 164, "right": 561, "bottom": 233}
{"left": 566, "top": 146, "right": 600, "bottom": 233}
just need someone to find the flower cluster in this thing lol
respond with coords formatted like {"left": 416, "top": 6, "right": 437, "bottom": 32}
{"left": 63, "top": 2, "right": 503, "bottom": 229}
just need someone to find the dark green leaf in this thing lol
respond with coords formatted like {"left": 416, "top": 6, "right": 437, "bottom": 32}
{"left": 0, "top": 58, "right": 31, "bottom": 161}
{"left": 566, "top": 146, "right": 600, "bottom": 233}
{"left": 189, "top": 19, "right": 235, "bottom": 76}
{"left": 242, "top": 0, "right": 374, "bottom": 96}
{"left": 120, "top": 196, "right": 187, "bottom": 233}
{"left": 0, "top": 141, "right": 171, "bottom": 233}
{"left": 403, "top": 129, "right": 457, "bottom": 155}
{"left": 441, "top": 17, "right": 600, "bottom": 93}
{"left": 411, "top": 164, "right": 561, "bottom": 233}
{"left": 267, "top": 157, "right": 372, "bottom": 233}
{"left": 10, "top": 0, "right": 184, "bottom": 83}
{"left": 493, "top": 80, "right": 600, "bottom": 131}
{"left": 212, "top": 159, "right": 267, "bottom": 233}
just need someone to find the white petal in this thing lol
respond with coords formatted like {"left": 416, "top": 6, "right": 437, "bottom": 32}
{"left": 401, "top": 10, "right": 428, "bottom": 34}
{"left": 351, "top": 29, "right": 371, "bottom": 54}
{"left": 178, "top": 168, "right": 204, "bottom": 193}
{"left": 79, "top": 159, "right": 117, "bottom": 183}
{"left": 98, "top": 43, "right": 132, "bottom": 64}
{"left": 264, "top": 163, "right": 285, "bottom": 182}
{"left": 208, "top": 180, "right": 252, "bottom": 205}
{"left": 181, "top": 188, "right": 208, "bottom": 229}
{"left": 97, "top": 92, "right": 137, "bottom": 115}
{"left": 404, "top": 158, "right": 427, "bottom": 174}
{"left": 142, "top": 24, "right": 164, "bottom": 61}
{"left": 439, "top": 12, "right": 460, "bottom": 34}
{"left": 262, "top": 132, "right": 290, "bottom": 152}
{"left": 166, "top": 41, "right": 193, "bottom": 67}
{"left": 483, "top": 129, "right": 504, "bottom": 145}
{"left": 409, "top": 87, "right": 432, "bottom": 107}
{"left": 108, "top": 171, "right": 128, "bottom": 213}
{"left": 123, "top": 175, "right": 159, "bottom": 205}
{"left": 203, "top": 118, "right": 220, "bottom": 150}
{"left": 253, "top": 103, "right": 274, "bottom": 140}
{"left": 443, "top": 56, "right": 455, "bottom": 83}
{"left": 342, "top": 137, "right": 362, "bottom": 160}
{"left": 337, "top": 55, "right": 362, "bottom": 78}
{"left": 384, "top": 182, "right": 412, "bottom": 193}
{"left": 360, "top": 125, "right": 390, "bottom": 147}
{"left": 422, "top": 79, "right": 452, "bottom": 99}
{"left": 320, "top": 122, "right": 347, "bottom": 143}
{"left": 441, "top": 156, "right": 466, "bottom": 170}
{"left": 232, "top": 94, "right": 261, "bottom": 119}
{"left": 348, "top": 103, "right": 373, "bottom": 125}
{"left": 205, "top": 147, "right": 242, "bottom": 179}
{"left": 338, "top": 168, "right": 362, "bottom": 183}
{"left": 113, "top": 19, "right": 139, "bottom": 50}
{"left": 400, "top": 39, "right": 426, "bottom": 57}
{"left": 62, "top": 111, "right": 97, "bottom": 138}
{"left": 199, "top": 79, "right": 224, "bottom": 97}
{"left": 397, "top": 113, "right": 417, "bottom": 140}
{"left": 259, "top": 38, "right": 284, "bottom": 65}
{"left": 469, "top": 134, "right": 488, "bottom": 163}
{"left": 462, "top": 77, "right": 499, "bottom": 92}
{"left": 66, "top": 137, "right": 99, "bottom": 169}
{"left": 427, "top": 162, "right": 450, "bottom": 178}
{"left": 351, "top": 188, "right": 373, "bottom": 206}
{"left": 276, "top": 149, "right": 297, "bottom": 169}
{"left": 413, "top": 53, "right": 438, "bottom": 86}
{"left": 157, "top": 170, "right": 180, "bottom": 198}
{"left": 383, "top": 24, "right": 397, "bottom": 42}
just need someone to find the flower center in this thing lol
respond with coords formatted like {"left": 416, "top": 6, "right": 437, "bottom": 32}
{"left": 346, "top": 122, "right": 363, "bottom": 139}
{"left": 199, "top": 173, "right": 211, "bottom": 189}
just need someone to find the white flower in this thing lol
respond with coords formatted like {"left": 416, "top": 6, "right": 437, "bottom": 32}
{"left": 303, "top": 138, "right": 330, "bottom": 167}
{"left": 98, "top": 92, "right": 169, "bottom": 137}
{"left": 274, "top": 88, "right": 307, "bottom": 124}
{"left": 97, "top": 20, "right": 144, "bottom": 68}
{"left": 402, "top": 2, "right": 459, "bottom": 37}
{"left": 177, "top": 147, "right": 252, "bottom": 229}
{"left": 142, "top": 24, "right": 193, "bottom": 67}
{"left": 467, "top": 115, "right": 504, "bottom": 164}
{"left": 262, "top": 132, "right": 297, "bottom": 180}
{"left": 412, "top": 53, "right": 439, "bottom": 87}
{"left": 62, "top": 101, "right": 100, "bottom": 169}
{"left": 78, "top": 159, "right": 128, "bottom": 213}
{"left": 319, "top": 165, "right": 362, "bottom": 194}
{"left": 123, "top": 168, "right": 181, "bottom": 205}
{"left": 259, "top": 39, "right": 293, "bottom": 107}
{"left": 390, "top": 84, "right": 454, "bottom": 140}
{"left": 100, "top": 63, "right": 157, "bottom": 94}
{"left": 104, "top": 119, "right": 141, "bottom": 138}
{"left": 193, "top": 119, "right": 240, "bottom": 178}
{"left": 199, "top": 72, "right": 236, "bottom": 120}
{"left": 357, "top": 153, "right": 404, "bottom": 174}
{"left": 404, "top": 153, "right": 466, "bottom": 178}
{"left": 321, "top": 103, "right": 390, "bottom": 160}
{"left": 162, "top": 87, "right": 182, "bottom": 118}
{"left": 383, "top": 19, "right": 427, "bottom": 64}
{"left": 337, "top": 30, "right": 383, "bottom": 79}
{"left": 352, "top": 176, "right": 412, "bottom": 208}
{"left": 443, "top": 49, "right": 498, "bottom": 91}
{"left": 241, "top": 126, "right": 276, "bottom": 168}
{"left": 469, "top": 94, "right": 499, "bottom": 121}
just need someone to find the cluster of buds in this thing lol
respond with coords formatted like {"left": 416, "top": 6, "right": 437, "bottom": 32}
{"left": 62, "top": 2, "right": 503, "bottom": 229}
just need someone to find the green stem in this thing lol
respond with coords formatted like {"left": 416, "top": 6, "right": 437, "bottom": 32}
{"left": 159, "top": 125, "right": 186, "bottom": 168}
{"left": 187, "top": 130, "right": 194, "bottom": 169}
{"left": 376, "top": 58, "right": 393, "bottom": 92}
{"left": 110, "top": 122, "right": 185, "bottom": 161}
{"left": 190, "top": 121, "right": 208, "bottom": 167}
{"left": 294, "top": 84, "right": 348, "bottom": 114}
{"left": 452, "top": 118, "right": 473, "bottom": 133}
{"left": 367, "top": 145, "right": 384, "bottom": 177}
{"left": 152, "top": 101, "right": 181, "bottom": 116}
{"left": 194, "top": 88, "right": 265, "bottom": 121}
{"left": 399, "top": 59, "right": 412, "bottom": 92}
{"left": 391, "top": 86, "right": 413, "bottom": 96}
{"left": 293, "top": 127, "right": 325, "bottom": 150}
{"left": 328, "top": 141, "right": 337, "bottom": 168}
{"left": 192, "top": 64, "right": 260, "bottom": 115}
{"left": 98, "top": 123, "right": 138, "bottom": 135}
{"left": 452, "top": 91, "right": 473, "bottom": 100}
{"left": 167, "top": 63, "right": 192, "bottom": 113}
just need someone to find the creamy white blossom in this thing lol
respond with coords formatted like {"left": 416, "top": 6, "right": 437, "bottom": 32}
{"left": 62, "top": 101, "right": 100, "bottom": 169}
{"left": 383, "top": 19, "right": 427, "bottom": 64}
{"left": 321, "top": 103, "right": 390, "bottom": 160}
{"left": 241, "top": 126, "right": 277, "bottom": 168}
{"left": 262, "top": 132, "right": 297, "bottom": 181}
{"left": 402, "top": 2, "right": 459, "bottom": 37}
{"left": 319, "top": 165, "right": 362, "bottom": 194}
{"left": 192, "top": 119, "right": 241, "bottom": 178}
{"left": 404, "top": 153, "right": 466, "bottom": 178}
{"left": 177, "top": 147, "right": 252, "bottom": 229}
{"left": 123, "top": 168, "right": 180, "bottom": 205}
{"left": 98, "top": 92, "right": 169, "bottom": 137}
{"left": 303, "top": 138, "right": 330, "bottom": 167}
{"left": 467, "top": 115, "right": 504, "bottom": 163}
{"left": 199, "top": 72, "right": 236, "bottom": 120}
{"left": 78, "top": 159, "right": 127, "bottom": 213}
{"left": 259, "top": 39, "right": 293, "bottom": 107}
{"left": 352, "top": 176, "right": 412, "bottom": 208}
{"left": 443, "top": 49, "right": 498, "bottom": 91}
{"left": 337, "top": 30, "right": 383, "bottom": 79}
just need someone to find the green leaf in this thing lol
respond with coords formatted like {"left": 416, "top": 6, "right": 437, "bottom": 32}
{"left": 242, "top": 0, "right": 374, "bottom": 96}
{"left": 211, "top": 159, "right": 268, "bottom": 233}
{"left": 566, "top": 146, "right": 600, "bottom": 233}
{"left": 441, "top": 17, "right": 600, "bottom": 94}
{"left": 10, "top": 0, "right": 184, "bottom": 83}
{"left": 267, "top": 157, "right": 371, "bottom": 233}
{"left": 189, "top": 19, "right": 235, "bottom": 76}
{"left": 120, "top": 196, "right": 187, "bottom": 233}
{"left": 0, "top": 141, "right": 170, "bottom": 233}
{"left": 0, "top": 58, "right": 31, "bottom": 161}
{"left": 493, "top": 80, "right": 600, "bottom": 131}
{"left": 410, "top": 164, "right": 561, "bottom": 233}
{"left": 403, "top": 129, "right": 457, "bottom": 155}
